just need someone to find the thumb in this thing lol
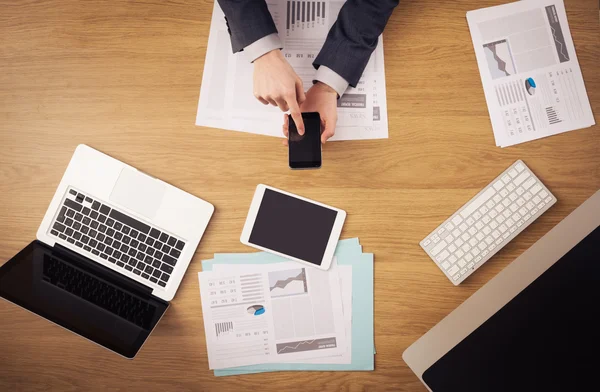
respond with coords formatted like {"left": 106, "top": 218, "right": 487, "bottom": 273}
{"left": 321, "top": 116, "right": 336, "bottom": 144}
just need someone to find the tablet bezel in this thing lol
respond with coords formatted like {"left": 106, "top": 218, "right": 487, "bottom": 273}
{"left": 240, "top": 184, "right": 346, "bottom": 270}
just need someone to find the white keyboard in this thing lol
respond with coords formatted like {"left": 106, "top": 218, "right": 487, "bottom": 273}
{"left": 421, "top": 160, "right": 556, "bottom": 285}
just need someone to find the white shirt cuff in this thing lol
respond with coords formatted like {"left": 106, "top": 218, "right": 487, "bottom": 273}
{"left": 244, "top": 33, "right": 283, "bottom": 63}
{"left": 314, "top": 66, "right": 349, "bottom": 98}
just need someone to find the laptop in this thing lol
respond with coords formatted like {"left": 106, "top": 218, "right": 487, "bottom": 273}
{"left": 403, "top": 189, "right": 600, "bottom": 391}
{"left": 0, "top": 144, "right": 214, "bottom": 358}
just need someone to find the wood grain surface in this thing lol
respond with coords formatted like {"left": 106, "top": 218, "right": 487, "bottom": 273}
{"left": 1, "top": 0, "right": 598, "bottom": 390}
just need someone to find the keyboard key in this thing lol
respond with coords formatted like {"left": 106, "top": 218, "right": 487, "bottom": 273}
{"left": 155, "top": 251, "right": 163, "bottom": 260}
{"left": 113, "top": 222, "right": 122, "bottom": 231}
{"left": 65, "top": 198, "right": 82, "bottom": 212}
{"left": 144, "top": 265, "right": 153, "bottom": 274}
{"left": 73, "top": 232, "right": 82, "bottom": 240}
{"left": 492, "top": 180, "right": 504, "bottom": 191}
{"left": 117, "top": 261, "right": 125, "bottom": 268}
{"left": 130, "top": 229, "right": 139, "bottom": 238}
{"left": 91, "top": 220, "right": 99, "bottom": 229}
{"left": 66, "top": 227, "right": 74, "bottom": 237}
{"left": 146, "top": 237, "right": 155, "bottom": 246}
{"left": 161, "top": 272, "right": 170, "bottom": 282}
{"left": 75, "top": 241, "right": 83, "bottom": 248}
{"left": 92, "top": 201, "right": 101, "bottom": 210}
{"left": 150, "top": 228, "right": 161, "bottom": 239}
{"left": 90, "top": 211, "right": 99, "bottom": 220}
{"left": 125, "top": 265, "right": 133, "bottom": 271}
{"left": 121, "top": 253, "right": 130, "bottom": 263}
{"left": 107, "top": 228, "right": 115, "bottom": 237}
{"left": 100, "top": 253, "right": 108, "bottom": 260}
{"left": 74, "top": 213, "right": 83, "bottom": 222}
{"left": 152, "top": 269, "right": 162, "bottom": 278}
{"left": 160, "top": 263, "right": 174, "bottom": 274}
{"left": 136, "top": 251, "right": 145, "bottom": 261}
{"left": 53, "top": 222, "right": 66, "bottom": 232}
{"left": 436, "top": 250, "right": 450, "bottom": 263}
{"left": 142, "top": 273, "right": 150, "bottom": 279}
{"left": 458, "top": 259, "right": 467, "bottom": 268}
{"left": 89, "top": 239, "right": 98, "bottom": 248}
{"left": 451, "top": 215, "right": 463, "bottom": 225}
{"left": 114, "top": 231, "right": 123, "bottom": 241}
{"left": 128, "top": 248, "right": 137, "bottom": 257}
{"left": 69, "top": 189, "right": 77, "bottom": 196}
{"left": 466, "top": 217, "right": 475, "bottom": 226}
{"left": 159, "top": 233, "right": 169, "bottom": 243}
{"left": 98, "top": 214, "right": 107, "bottom": 223}
{"left": 65, "top": 217, "right": 74, "bottom": 227}
{"left": 120, "top": 243, "right": 129, "bottom": 252}
{"left": 167, "top": 236, "right": 177, "bottom": 246}
{"left": 50, "top": 229, "right": 59, "bottom": 236}
{"left": 82, "top": 217, "right": 91, "bottom": 226}
{"left": 430, "top": 241, "right": 448, "bottom": 256}
{"left": 146, "top": 247, "right": 155, "bottom": 257}
{"left": 158, "top": 281, "right": 166, "bottom": 287}
{"left": 122, "top": 226, "right": 130, "bottom": 235}
{"left": 139, "top": 243, "right": 147, "bottom": 252}
{"left": 84, "top": 245, "right": 92, "bottom": 252}
{"left": 153, "top": 242, "right": 163, "bottom": 251}
{"left": 97, "top": 243, "right": 106, "bottom": 252}
{"left": 448, "top": 265, "right": 459, "bottom": 276}
{"left": 99, "top": 204, "right": 110, "bottom": 215}
{"left": 105, "top": 247, "right": 113, "bottom": 256}
{"left": 136, "top": 261, "right": 145, "bottom": 270}
{"left": 423, "top": 239, "right": 431, "bottom": 247}
{"left": 92, "top": 249, "right": 100, "bottom": 256}
{"left": 133, "top": 269, "right": 142, "bottom": 275}
{"left": 150, "top": 277, "right": 158, "bottom": 283}
{"left": 162, "top": 254, "right": 177, "bottom": 267}
{"left": 108, "top": 256, "right": 117, "bottom": 263}
{"left": 145, "top": 255, "right": 153, "bottom": 264}
{"left": 109, "top": 209, "right": 150, "bottom": 235}
{"left": 106, "top": 218, "right": 115, "bottom": 227}
{"left": 152, "top": 259, "right": 162, "bottom": 268}
{"left": 131, "top": 239, "right": 139, "bottom": 248}
{"left": 138, "top": 233, "right": 147, "bottom": 242}
{"left": 113, "top": 250, "right": 122, "bottom": 259}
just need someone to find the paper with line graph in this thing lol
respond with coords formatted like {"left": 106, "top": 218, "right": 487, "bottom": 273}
{"left": 199, "top": 260, "right": 346, "bottom": 369}
{"left": 467, "top": 0, "right": 594, "bottom": 147}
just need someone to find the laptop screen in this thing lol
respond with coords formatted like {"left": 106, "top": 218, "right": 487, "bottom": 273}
{"left": 422, "top": 225, "right": 600, "bottom": 392}
{"left": 0, "top": 241, "right": 168, "bottom": 358}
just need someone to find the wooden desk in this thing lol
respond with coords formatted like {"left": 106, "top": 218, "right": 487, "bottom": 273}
{"left": 1, "top": 0, "right": 598, "bottom": 390}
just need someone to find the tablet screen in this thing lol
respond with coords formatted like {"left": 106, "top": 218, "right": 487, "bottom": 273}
{"left": 249, "top": 189, "right": 338, "bottom": 265}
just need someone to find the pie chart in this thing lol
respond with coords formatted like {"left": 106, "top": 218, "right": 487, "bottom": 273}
{"left": 247, "top": 305, "right": 265, "bottom": 316}
{"left": 525, "top": 77, "right": 536, "bottom": 96}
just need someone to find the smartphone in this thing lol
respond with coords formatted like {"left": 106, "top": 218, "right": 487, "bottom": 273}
{"left": 288, "top": 112, "right": 322, "bottom": 169}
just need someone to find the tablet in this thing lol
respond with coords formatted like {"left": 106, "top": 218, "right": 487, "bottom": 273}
{"left": 240, "top": 184, "right": 346, "bottom": 270}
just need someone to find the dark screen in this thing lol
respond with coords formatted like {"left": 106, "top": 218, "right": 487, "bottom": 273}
{"left": 423, "top": 225, "right": 600, "bottom": 392}
{"left": 0, "top": 241, "right": 168, "bottom": 358}
{"left": 289, "top": 113, "right": 321, "bottom": 168}
{"left": 249, "top": 188, "right": 338, "bottom": 265}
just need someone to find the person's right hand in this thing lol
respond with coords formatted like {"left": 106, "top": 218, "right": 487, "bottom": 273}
{"left": 253, "top": 49, "right": 306, "bottom": 134}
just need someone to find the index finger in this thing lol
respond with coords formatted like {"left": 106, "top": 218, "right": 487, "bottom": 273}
{"left": 287, "top": 99, "right": 304, "bottom": 135}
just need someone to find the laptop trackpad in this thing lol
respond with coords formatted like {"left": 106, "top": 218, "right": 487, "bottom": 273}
{"left": 110, "top": 168, "right": 165, "bottom": 219}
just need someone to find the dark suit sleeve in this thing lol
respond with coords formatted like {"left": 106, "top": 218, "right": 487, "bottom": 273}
{"left": 217, "top": 0, "right": 278, "bottom": 53}
{"left": 313, "top": 0, "right": 399, "bottom": 87}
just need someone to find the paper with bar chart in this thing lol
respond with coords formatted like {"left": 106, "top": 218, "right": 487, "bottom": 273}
{"left": 467, "top": 0, "right": 594, "bottom": 147}
{"left": 199, "top": 260, "right": 346, "bottom": 369}
{"left": 196, "top": 0, "right": 388, "bottom": 141}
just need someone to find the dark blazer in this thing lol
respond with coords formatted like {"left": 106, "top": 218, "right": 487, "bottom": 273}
{"left": 217, "top": 0, "right": 399, "bottom": 87}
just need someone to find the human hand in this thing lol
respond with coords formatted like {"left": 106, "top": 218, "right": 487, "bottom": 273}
{"left": 253, "top": 49, "right": 306, "bottom": 134}
{"left": 282, "top": 81, "right": 338, "bottom": 145}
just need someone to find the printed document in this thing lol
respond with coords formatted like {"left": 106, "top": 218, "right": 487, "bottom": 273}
{"left": 199, "top": 260, "right": 347, "bottom": 369}
{"left": 467, "top": 0, "right": 595, "bottom": 147}
{"left": 213, "top": 262, "right": 352, "bottom": 365}
{"left": 196, "top": 0, "right": 388, "bottom": 141}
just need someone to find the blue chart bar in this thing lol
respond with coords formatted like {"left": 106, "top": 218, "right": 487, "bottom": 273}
{"left": 312, "top": 2, "right": 316, "bottom": 22}
{"left": 317, "top": 1, "right": 320, "bottom": 17}
{"left": 287, "top": 1, "right": 291, "bottom": 29}
{"left": 297, "top": 1, "right": 300, "bottom": 22}
{"left": 306, "top": 2, "right": 310, "bottom": 22}
{"left": 322, "top": 2, "right": 325, "bottom": 20}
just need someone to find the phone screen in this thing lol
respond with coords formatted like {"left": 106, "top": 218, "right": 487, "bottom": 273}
{"left": 289, "top": 112, "right": 322, "bottom": 169}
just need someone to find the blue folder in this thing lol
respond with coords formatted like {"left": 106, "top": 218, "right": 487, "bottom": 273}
{"left": 201, "top": 238, "right": 374, "bottom": 376}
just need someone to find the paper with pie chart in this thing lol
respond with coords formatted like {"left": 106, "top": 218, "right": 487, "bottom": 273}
{"left": 199, "top": 260, "right": 346, "bottom": 369}
{"left": 467, "top": 0, "right": 595, "bottom": 147}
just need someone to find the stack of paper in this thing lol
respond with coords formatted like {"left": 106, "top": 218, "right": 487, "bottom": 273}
{"left": 199, "top": 238, "right": 374, "bottom": 376}
{"left": 196, "top": 1, "right": 388, "bottom": 141}
{"left": 467, "top": 0, "right": 595, "bottom": 147}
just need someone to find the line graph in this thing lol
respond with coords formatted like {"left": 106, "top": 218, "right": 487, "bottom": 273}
{"left": 268, "top": 268, "right": 308, "bottom": 298}
{"left": 276, "top": 337, "right": 337, "bottom": 354}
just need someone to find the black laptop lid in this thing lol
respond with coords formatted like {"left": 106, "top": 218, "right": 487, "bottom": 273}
{"left": 0, "top": 241, "right": 168, "bottom": 358}
{"left": 422, "top": 225, "right": 600, "bottom": 392}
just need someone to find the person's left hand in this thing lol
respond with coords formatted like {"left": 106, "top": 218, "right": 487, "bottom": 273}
{"left": 282, "top": 81, "right": 338, "bottom": 146}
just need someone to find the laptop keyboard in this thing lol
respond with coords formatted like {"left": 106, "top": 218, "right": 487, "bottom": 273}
{"left": 43, "top": 255, "right": 156, "bottom": 329}
{"left": 49, "top": 188, "right": 186, "bottom": 289}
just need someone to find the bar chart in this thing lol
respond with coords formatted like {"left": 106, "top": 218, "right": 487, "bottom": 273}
{"left": 285, "top": 1, "right": 328, "bottom": 36}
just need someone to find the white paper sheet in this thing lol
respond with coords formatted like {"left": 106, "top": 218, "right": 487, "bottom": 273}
{"left": 467, "top": 0, "right": 595, "bottom": 147}
{"left": 199, "top": 260, "right": 347, "bottom": 369}
{"left": 214, "top": 262, "right": 352, "bottom": 365}
{"left": 196, "top": 0, "right": 388, "bottom": 141}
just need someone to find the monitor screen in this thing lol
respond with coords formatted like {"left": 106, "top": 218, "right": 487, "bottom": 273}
{"left": 423, "top": 225, "right": 600, "bottom": 392}
{"left": 0, "top": 241, "right": 168, "bottom": 358}
{"left": 249, "top": 188, "right": 338, "bottom": 265}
